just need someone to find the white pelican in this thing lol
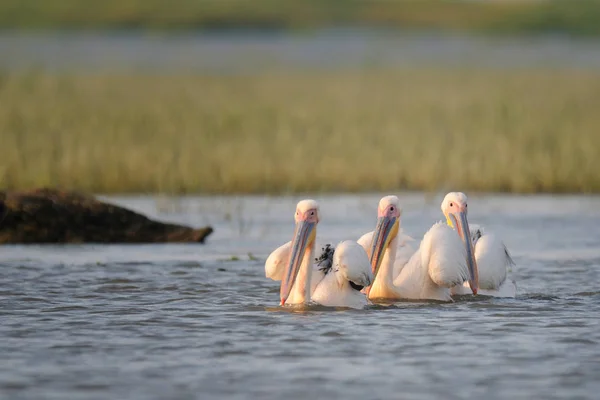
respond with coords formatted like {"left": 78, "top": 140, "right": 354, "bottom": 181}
{"left": 265, "top": 199, "right": 372, "bottom": 309}
{"left": 358, "top": 195, "right": 476, "bottom": 302}
{"left": 441, "top": 192, "right": 517, "bottom": 298}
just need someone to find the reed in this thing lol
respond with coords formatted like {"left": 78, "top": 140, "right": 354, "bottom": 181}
{"left": 1, "top": 69, "right": 599, "bottom": 194}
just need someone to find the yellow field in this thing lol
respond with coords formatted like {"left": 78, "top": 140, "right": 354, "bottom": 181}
{"left": 1, "top": 69, "right": 599, "bottom": 194}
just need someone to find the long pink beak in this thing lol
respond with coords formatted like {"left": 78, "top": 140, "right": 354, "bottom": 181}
{"left": 450, "top": 210, "right": 479, "bottom": 295}
{"left": 280, "top": 220, "right": 315, "bottom": 305}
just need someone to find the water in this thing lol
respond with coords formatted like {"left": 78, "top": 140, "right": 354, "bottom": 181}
{"left": 1, "top": 29, "right": 600, "bottom": 73}
{"left": 1, "top": 193, "right": 599, "bottom": 399}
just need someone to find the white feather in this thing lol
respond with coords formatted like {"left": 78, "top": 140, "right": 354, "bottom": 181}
{"left": 265, "top": 241, "right": 291, "bottom": 281}
{"left": 335, "top": 240, "right": 373, "bottom": 288}
{"left": 311, "top": 241, "right": 372, "bottom": 309}
{"left": 474, "top": 232, "right": 509, "bottom": 290}
{"left": 392, "top": 223, "right": 470, "bottom": 301}
{"left": 393, "top": 233, "right": 418, "bottom": 278}
{"left": 421, "top": 223, "right": 470, "bottom": 288}
{"left": 357, "top": 231, "right": 373, "bottom": 254}
{"left": 450, "top": 224, "right": 516, "bottom": 297}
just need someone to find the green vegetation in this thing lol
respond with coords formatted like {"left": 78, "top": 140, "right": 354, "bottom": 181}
{"left": 2, "top": 0, "right": 600, "bottom": 36}
{"left": 1, "top": 69, "right": 599, "bottom": 194}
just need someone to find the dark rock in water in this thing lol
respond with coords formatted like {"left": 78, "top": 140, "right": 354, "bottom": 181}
{"left": 0, "top": 188, "right": 214, "bottom": 244}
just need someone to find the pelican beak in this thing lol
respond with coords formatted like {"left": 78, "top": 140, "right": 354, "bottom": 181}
{"left": 449, "top": 211, "right": 479, "bottom": 295}
{"left": 280, "top": 219, "right": 316, "bottom": 306}
{"left": 366, "top": 215, "right": 399, "bottom": 295}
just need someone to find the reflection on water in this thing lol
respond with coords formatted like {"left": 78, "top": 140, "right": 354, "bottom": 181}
{"left": 1, "top": 29, "right": 600, "bottom": 73}
{"left": 1, "top": 193, "right": 600, "bottom": 399}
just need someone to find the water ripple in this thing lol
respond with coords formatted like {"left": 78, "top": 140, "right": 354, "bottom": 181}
{"left": 1, "top": 195, "right": 600, "bottom": 399}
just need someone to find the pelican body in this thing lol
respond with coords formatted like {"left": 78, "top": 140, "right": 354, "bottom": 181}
{"left": 265, "top": 199, "right": 372, "bottom": 309}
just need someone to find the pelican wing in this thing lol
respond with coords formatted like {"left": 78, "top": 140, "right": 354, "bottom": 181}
{"left": 357, "top": 231, "right": 373, "bottom": 255}
{"left": 474, "top": 232, "right": 513, "bottom": 290}
{"left": 265, "top": 241, "right": 291, "bottom": 281}
{"left": 420, "top": 223, "right": 470, "bottom": 288}
{"left": 334, "top": 240, "right": 373, "bottom": 288}
{"left": 311, "top": 241, "right": 371, "bottom": 309}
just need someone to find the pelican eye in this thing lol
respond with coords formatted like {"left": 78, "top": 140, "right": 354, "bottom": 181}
{"left": 349, "top": 281, "right": 364, "bottom": 291}
{"left": 449, "top": 202, "right": 454, "bottom": 207}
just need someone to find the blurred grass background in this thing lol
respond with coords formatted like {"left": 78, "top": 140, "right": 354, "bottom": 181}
{"left": 1, "top": 0, "right": 600, "bottom": 194}
{"left": 1, "top": 70, "right": 599, "bottom": 194}
{"left": 2, "top": 0, "right": 600, "bottom": 36}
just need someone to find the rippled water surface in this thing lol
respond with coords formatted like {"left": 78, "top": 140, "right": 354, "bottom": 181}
{"left": 1, "top": 193, "right": 600, "bottom": 400}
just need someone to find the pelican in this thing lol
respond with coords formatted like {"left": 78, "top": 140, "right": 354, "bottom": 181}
{"left": 358, "top": 195, "right": 476, "bottom": 302}
{"left": 265, "top": 199, "right": 372, "bottom": 309}
{"left": 441, "top": 192, "right": 517, "bottom": 298}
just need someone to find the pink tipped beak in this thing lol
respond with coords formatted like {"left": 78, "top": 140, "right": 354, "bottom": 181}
{"left": 280, "top": 219, "right": 316, "bottom": 306}
{"left": 450, "top": 209, "right": 479, "bottom": 295}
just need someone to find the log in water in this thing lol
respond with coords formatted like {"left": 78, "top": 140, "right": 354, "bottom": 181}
{"left": 0, "top": 188, "right": 213, "bottom": 244}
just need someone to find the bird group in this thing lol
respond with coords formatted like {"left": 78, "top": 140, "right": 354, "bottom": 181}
{"left": 265, "top": 192, "right": 516, "bottom": 309}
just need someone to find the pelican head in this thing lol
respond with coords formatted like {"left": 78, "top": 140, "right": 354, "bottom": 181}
{"left": 441, "top": 192, "right": 479, "bottom": 294}
{"left": 280, "top": 199, "right": 320, "bottom": 305}
{"left": 367, "top": 195, "right": 401, "bottom": 292}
